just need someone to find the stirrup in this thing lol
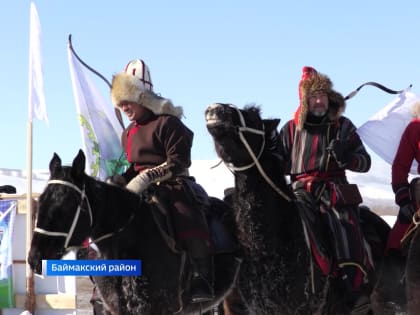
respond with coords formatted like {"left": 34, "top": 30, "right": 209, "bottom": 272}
{"left": 191, "top": 294, "right": 214, "bottom": 304}
{"left": 351, "top": 295, "right": 371, "bottom": 315}
{"left": 190, "top": 273, "right": 214, "bottom": 303}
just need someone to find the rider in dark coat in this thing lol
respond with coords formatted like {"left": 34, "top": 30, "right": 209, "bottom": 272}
{"left": 277, "top": 66, "right": 373, "bottom": 309}
{"left": 110, "top": 59, "right": 213, "bottom": 303}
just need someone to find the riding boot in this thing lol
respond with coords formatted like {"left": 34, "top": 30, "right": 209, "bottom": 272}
{"left": 190, "top": 256, "right": 214, "bottom": 303}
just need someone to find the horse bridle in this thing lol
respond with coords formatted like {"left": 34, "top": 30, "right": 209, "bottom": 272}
{"left": 33, "top": 179, "right": 93, "bottom": 251}
{"left": 34, "top": 179, "right": 136, "bottom": 251}
{"left": 224, "top": 105, "right": 292, "bottom": 202}
{"left": 224, "top": 105, "right": 266, "bottom": 172}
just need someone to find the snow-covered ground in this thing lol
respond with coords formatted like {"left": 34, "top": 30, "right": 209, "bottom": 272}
{"left": 347, "top": 159, "right": 399, "bottom": 219}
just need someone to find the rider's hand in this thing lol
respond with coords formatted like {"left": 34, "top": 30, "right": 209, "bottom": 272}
{"left": 106, "top": 175, "right": 127, "bottom": 187}
{"left": 327, "top": 140, "right": 349, "bottom": 167}
{"left": 126, "top": 172, "right": 151, "bottom": 194}
{"left": 394, "top": 184, "right": 413, "bottom": 224}
{"left": 398, "top": 203, "right": 415, "bottom": 224}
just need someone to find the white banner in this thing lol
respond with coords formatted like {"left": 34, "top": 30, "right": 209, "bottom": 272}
{"left": 357, "top": 89, "right": 420, "bottom": 174}
{"left": 28, "top": 1, "right": 48, "bottom": 124}
{"left": 67, "top": 45, "right": 128, "bottom": 180}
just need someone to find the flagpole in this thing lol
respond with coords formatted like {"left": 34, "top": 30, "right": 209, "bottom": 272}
{"left": 25, "top": 120, "right": 35, "bottom": 314}
{"left": 25, "top": 2, "right": 46, "bottom": 313}
{"left": 26, "top": 7, "right": 35, "bottom": 309}
{"left": 25, "top": 10, "right": 35, "bottom": 311}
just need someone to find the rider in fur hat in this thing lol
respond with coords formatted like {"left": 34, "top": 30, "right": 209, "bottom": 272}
{"left": 294, "top": 66, "right": 346, "bottom": 130}
{"left": 278, "top": 66, "right": 372, "bottom": 311}
{"left": 110, "top": 59, "right": 214, "bottom": 303}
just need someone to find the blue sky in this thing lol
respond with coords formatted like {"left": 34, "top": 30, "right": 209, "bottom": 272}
{"left": 1, "top": 0, "right": 419, "bottom": 170}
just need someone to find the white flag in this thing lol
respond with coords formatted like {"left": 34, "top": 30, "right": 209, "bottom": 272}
{"left": 357, "top": 89, "right": 420, "bottom": 174}
{"left": 67, "top": 45, "right": 128, "bottom": 180}
{"left": 28, "top": 2, "right": 48, "bottom": 124}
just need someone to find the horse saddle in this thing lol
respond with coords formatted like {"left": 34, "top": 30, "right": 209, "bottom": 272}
{"left": 147, "top": 191, "right": 238, "bottom": 255}
{"left": 206, "top": 197, "right": 239, "bottom": 254}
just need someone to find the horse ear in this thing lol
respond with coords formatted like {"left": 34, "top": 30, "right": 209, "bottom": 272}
{"left": 72, "top": 150, "right": 86, "bottom": 178}
{"left": 264, "top": 118, "right": 281, "bottom": 131}
{"left": 49, "top": 153, "right": 62, "bottom": 175}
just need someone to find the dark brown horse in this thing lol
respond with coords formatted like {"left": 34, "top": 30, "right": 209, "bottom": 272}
{"left": 205, "top": 103, "right": 390, "bottom": 315}
{"left": 405, "top": 214, "right": 420, "bottom": 315}
{"left": 28, "top": 150, "right": 240, "bottom": 315}
{"left": 371, "top": 180, "right": 420, "bottom": 314}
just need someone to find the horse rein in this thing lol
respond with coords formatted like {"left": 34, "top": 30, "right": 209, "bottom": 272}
{"left": 414, "top": 209, "right": 420, "bottom": 225}
{"left": 225, "top": 105, "right": 292, "bottom": 202}
{"left": 34, "top": 179, "right": 137, "bottom": 251}
{"left": 33, "top": 179, "right": 94, "bottom": 250}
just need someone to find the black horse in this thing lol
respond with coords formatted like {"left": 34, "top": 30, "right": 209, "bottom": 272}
{"left": 205, "top": 103, "right": 390, "bottom": 315}
{"left": 28, "top": 150, "right": 240, "bottom": 315}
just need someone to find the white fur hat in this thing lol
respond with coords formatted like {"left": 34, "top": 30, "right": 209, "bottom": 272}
{"left": 125, "top": 59, "right": 153, "bottom": 91}
{"left": 111, "top": 59, "right": 152, "bottom": 106}
{"left": 111, "top": 59, "right": 183, "bottom": 118}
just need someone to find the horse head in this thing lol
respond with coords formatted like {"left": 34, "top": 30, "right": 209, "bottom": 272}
{"left": 28, "top": 150, "right": 92, "bottom": 274}
{"left": 205, "top": 103, "right": 280, "bottom": 171}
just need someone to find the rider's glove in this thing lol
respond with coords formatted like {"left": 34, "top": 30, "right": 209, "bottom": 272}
{"left": 126, "top": 162, "right": 172, "bottom": 194}
{"left": 327, "top": 140, "right": 349, "bottom": 168}
{"left": 394, "top": 184, "right": 414, "bottom": 223}
{"left": 398, "top": 203, "right": 415, "bottom": 224}
{"left": 395, "top": 184, "right": 410, "bottom": 207}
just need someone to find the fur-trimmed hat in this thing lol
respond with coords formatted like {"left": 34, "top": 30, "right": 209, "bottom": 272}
{"left": 111, "top": 59, "right": 183, "bottom": 118}
{"left": 293, "top": 66, "right": 346, "bottom": 130}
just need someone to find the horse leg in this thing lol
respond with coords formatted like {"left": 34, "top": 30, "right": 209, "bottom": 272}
{"left": 222, "top": 287, "right": 249, "bottom": 315}
{"left": 406, "top": 227, "right": 420, "bottom": 315}
{"left": 370, "top": 253, "right": 406, "bottom": 315}
{"left": 93, "top": 276, "right": 124, "bottom": 315}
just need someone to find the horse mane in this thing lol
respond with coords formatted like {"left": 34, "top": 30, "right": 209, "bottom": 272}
{"left": 243, "top": 103, "right": 261, "bottom": 113}
{"left": 84, "top": 172, "right": 140, "bottom": 207}
{"left": 217, "top": 106, "right": 295, "bottom": 254}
